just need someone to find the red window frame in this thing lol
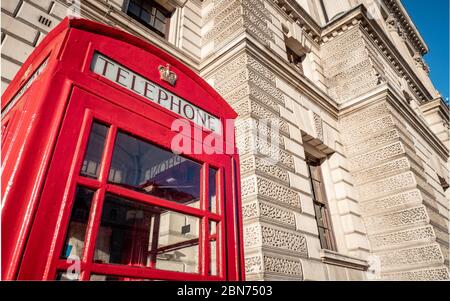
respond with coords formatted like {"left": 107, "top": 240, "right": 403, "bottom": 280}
{"left": 42, "top": 88, "right": 229, "bottom": 281}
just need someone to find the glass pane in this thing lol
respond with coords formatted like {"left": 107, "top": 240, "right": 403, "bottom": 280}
{"left": 90, "top": 274, "right": 157, "bottom": 281}
{"left": 210, "top": 240, "right": 217, "bottom": 276}
{"left": 56, "top": 270, "right": 79, "bottom": 281}
{"left": 209, "top": 220, "right": 217, "bottom": 236}
{"left": 108, "top": 131, "right": 201, "bottom": 208}
{"left": 209, "top": 221, "right": 218, "bottom": 276}
{"left": 61, "top": 186, "right": 95, "bottom": 259}
{"left": 312, "top": 179, "right": 326, "bottom": 203}
{"left": 94, "top": 194, "right": 200, "bottom": 274}
{"left": 90, "top": 274, "right": 120, "bottom": 281}
{"left": 208, "top": 168, "right": 217, "bottom": 212}
{"left": 80, "top": 122, "right": 109, "bottom": 179}
{"left": 314, "top": 202, "right": 325, "bottom": 227}
{"left": 140, "top": 9, "right": 150, "bottom": 24}
{"left": 153, "top": 19, "right": 165, "bottom": 33}
{"left": 127, "top": 1, "right": 140, "bottom": 17}
{"left": 318, "top": 227, "right": 328, "bottom": 249}
{"left": 308, "top": 164, "right": 321, "bottom": 181}
{"left": 156, "top": 9, "right": 166, "bottom": 20}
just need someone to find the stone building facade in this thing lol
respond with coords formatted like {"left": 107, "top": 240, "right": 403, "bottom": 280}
{"left": 1, "top": 0, "right": 449, "bottom": 280}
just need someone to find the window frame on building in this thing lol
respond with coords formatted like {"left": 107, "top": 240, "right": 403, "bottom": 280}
{"left": 125, "top": 0, "right": 173, "bottom": 38}
{"left": 306, "top": 156, "right": 337, "bottom": 252}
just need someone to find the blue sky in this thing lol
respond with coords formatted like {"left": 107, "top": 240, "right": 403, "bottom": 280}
{"left": 402, "top": 0, "right": 449, "bottom": 102}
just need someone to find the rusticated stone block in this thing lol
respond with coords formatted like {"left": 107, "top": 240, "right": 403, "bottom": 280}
{"left": 364, "top": 205, "right": 429, "bottom": 234}
{"left": 377, "top": 244, "right": 444, "bottom": 270}
{"left": 240, "top": 175, "right": 301, "bottom": 209}
{"left": 263, "top": 255, "right": 303, "bottom": 278}
{"left": 369, "top": 225, "right": 435, "bottom": 250}
{"left": 381, "top": 267, "right": 449, "bottom": 281}
{"left": 349, "top": 141, "right": 405, "bottom": 171}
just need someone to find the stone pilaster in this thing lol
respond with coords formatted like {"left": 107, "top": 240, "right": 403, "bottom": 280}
{"left": 340, "top": 100, "right": 449, "bottom": 280}
{"left": 212, "top": 49, "right": 308, "bottom": 280}
{"left": 321, "top": 25, "right": 381, "bottom": 104}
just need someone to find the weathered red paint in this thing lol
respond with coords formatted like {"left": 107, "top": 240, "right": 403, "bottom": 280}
{"left": 1, "top": 17, "right": 244, "bottom": 281}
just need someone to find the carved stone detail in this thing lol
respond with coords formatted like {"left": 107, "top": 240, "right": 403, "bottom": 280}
{"left": 321, "top": 27, "right": 380, "bottom": 103}
{"left": 360, "top": 189, "right": 422, "bottom": 215}
{"left": 357, "top": 171, "right": 416, "bottom": 201}
{"left": 353, "top": 157, "right": 411, "bottom": 185}
{"left": 369, "top": 226, "right": 435, "bottom": 250}
{"left": 263, "top": 255, "right": 303, "bottom": 277}
{"left": 245, "top": 255, "right": 263, "bottom": 274}
{"left": 240, "top": 176, "right": 301, "bottom": 209}
{"left": 381, "top": 267, "right": 450, "bottom": 281}
{"left": 240, "top": 156, "right": 290, "bottom": 183}
{"left": 349, "top": 141, "right": 405, "bottom": 172}
{"left": 364, "top": 206, "right": 429, "bottom": 233}
{"left": 244, "top": 223, "right": 307, "bottom": 256}
{"left": 378, "top": 244, "right": 444, "bottom": 269}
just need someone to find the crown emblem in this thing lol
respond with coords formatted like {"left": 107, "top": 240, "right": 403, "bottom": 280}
{"left": 158, "top": 64, "right": 177, "bottom": 86}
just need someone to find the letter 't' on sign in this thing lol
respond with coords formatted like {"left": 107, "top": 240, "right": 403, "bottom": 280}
{"left": 159, "top": 64, "right": 177, "bottom": 86}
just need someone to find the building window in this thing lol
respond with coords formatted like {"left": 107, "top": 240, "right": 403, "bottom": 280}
{"left": 306, "top": 157, "right": 337, "bottom": 251}
{"left": 286, "top": 45, "right": 305, "bottom": 73}
{"left": 127, "top": 0, "right": 172, "bottom": 38}
{"left": 438, "top": 175, "right": 449, "bottom": 192}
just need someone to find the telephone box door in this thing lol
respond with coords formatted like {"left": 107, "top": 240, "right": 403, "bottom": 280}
{"left": 19, "top": 86, "right": 241, "bottom": 281}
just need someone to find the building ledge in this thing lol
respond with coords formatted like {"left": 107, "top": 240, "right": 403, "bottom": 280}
{"left": 320, "top": 249, "right": 369, "bottom": 271}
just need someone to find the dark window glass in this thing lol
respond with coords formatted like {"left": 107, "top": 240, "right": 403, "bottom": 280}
{"left": 93, "top": 194, "right": 200, "bottom": 274}
{"left": 61, "top": 187, "right": 96, "bottom": 259}
{"left": 306, "top": 158, "right": 336, "bottom": 251}
{"left": 208, "top": 168, "right": 217, "bottom": 212}
{"left": 127, "top": 0, "right": 171, "bottom": 38}
{"left": 108, "top": 131, "right": 201, "bottom": 208}
{"left": 286, "top": 46, "right": 305, "bottom": 73}
{"left": 80, "top": 122, "right": 109, "bottom": 179}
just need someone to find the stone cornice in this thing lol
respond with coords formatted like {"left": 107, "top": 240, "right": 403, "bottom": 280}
{"left": 269, "top": 0, "right": 321, "bottom": 44}
{"left": 321, "top": 4, "right": 433, "bottom": 103}
{"left": 382, "top": 0, "right": 428, "bottom": 55}
{"left": 420, "top": 98, "right": 450, "bottom": 123}
{"left": 386, "top": 87, "right": 449, "bottom": 159}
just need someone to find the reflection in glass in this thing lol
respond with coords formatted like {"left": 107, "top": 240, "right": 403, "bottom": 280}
{"left": 210, "top": 240, "right": 217, "bottom": 276}
{"left": 80, "top": 122, "right": 109, "bottom": 179}
{"left": 209, "top": 221, "right": 218, "bottom": 276}
{"left": 90, "top": 274, "right": 120, "bottom": 281}
{"left": 61, "top": 186, "right": 95, "bottom": 259}
{"left": 208, "top": 168, "right": 217, "bottom": 213}
{"left": 94, "top": 194, "right": 199, "bottom": 274}
{"left": 108, "top": 131, "right": 201, "bottom": 208}
{"left": 90, "top": 274, "right": 157, "bottom": 281}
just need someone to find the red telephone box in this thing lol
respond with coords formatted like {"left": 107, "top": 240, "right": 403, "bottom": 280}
{"left": 1, "top": 17, "right": 244, "bottom": 281}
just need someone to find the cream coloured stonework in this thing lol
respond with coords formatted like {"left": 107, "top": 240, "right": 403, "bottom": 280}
{"left": 1, "top": 0, "right": 449, "bottom": 280}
